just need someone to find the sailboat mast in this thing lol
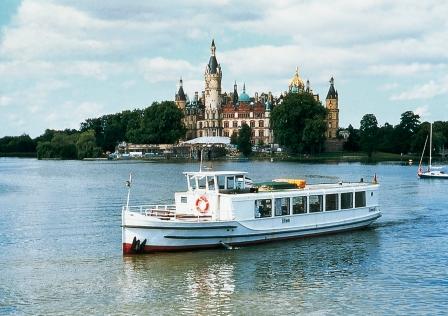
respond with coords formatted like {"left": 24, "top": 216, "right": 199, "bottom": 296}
{"left": 429, "top": 123, "right": 433, "bottom": 170}
{"left": 418, "top": 135, "right": 428, "bottom": 170}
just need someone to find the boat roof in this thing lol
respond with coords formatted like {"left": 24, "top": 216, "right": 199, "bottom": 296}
{"left": 184, "top": 171, "right": 248, "bottom": 177}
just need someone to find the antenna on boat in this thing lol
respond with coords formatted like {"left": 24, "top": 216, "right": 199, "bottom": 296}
{"left": 125, "top": 173, "right": 132, "bottom": 211}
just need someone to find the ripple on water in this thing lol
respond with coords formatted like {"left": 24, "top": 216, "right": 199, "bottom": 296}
{"left": 0, "top": 159, "right": 448, "bottom": 315}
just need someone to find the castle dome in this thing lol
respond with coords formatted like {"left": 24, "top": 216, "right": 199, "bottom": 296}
{"left": 238, "top": 83, "right": 251, "bottom": 102}
{"left": 289, "top": 66, "right": 305, "bottom": 92}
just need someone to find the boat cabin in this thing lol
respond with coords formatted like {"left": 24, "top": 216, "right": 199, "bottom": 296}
{"left": 172, "top": 171, "right": 379, "bottom": 222}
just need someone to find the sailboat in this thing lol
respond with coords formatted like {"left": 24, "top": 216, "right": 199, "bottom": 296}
{"left": 418, "top": 123, "right": 448, "bottom": 179}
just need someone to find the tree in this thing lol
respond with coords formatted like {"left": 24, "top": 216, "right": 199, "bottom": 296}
{"left": 271, "top": 92, "right": 327, "bottom": 153}
{"left": 230, "top": 131, "right": 238, "bottom": 145}
{"left": 237, "top": 123, "right": 252, "bottom": 156}
{"left": 377, "top": 123, "right": 396, "bottom": 153}
{"left": 360, "top": 114, "right": 379, "bottom": 158}
{"left": 394, "top": 111, "right": 420, "bottom": 154}
{"left": 139, "top": 101, "right": 186, "bottom": 144}
{"left": 343, "top": 124, "right": 360, "bottom": 151}
{"left": 76, "top": 130, "right": 102, "bottom": 159}
{"left": 302, "top": 118, "right": 326, "bottom": 154}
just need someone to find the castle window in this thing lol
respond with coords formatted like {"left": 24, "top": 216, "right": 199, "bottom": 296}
{"left": 224, "top": 121, "right": 229, "bottom": 128}
{"left": 250, "top": 121, "right": 255, "bottom": 128}
{"left": 199, "top": 122, "right": 203, "bottom": 129}
{"left": 259, "top": 130, "right": 264, "bottom": 137}
{"left": 259, "top": 120, "right": 264, "bottom": 128}
{"left": 233, "top": 121, "right": 238, "bottom": 128}
{"left": 224, "top": 131, "right": 229, "bottom": 137}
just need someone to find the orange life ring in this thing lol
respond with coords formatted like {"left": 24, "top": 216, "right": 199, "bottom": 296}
{"left": 195, "top": 195, "right": 209, "bottom": 213}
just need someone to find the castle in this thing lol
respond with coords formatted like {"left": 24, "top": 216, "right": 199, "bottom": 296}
{"left": 175, "top": 40, "right": 339, "bottom": 144}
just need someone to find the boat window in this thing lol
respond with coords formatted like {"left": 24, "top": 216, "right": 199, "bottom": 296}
{"left": 189, "top": 176, "right": 197, "bottom": 190}
{"left": 255, "top": 199, "right": 272, "bottom": 218}
{"left": 226, "top": 176, "right": 235, "bottom": 190}
{"left": 236, "top": 176, "right": 244, "bottom": 189}
{"left": 355, "top": 191, "right": 366, "bottom": 208}
{"left": 292, "top": 196, "right": 307, "bottom": 214}
{"left": 325, "top": 194, "right": 338, "bottom": 211}
{"left": 309, "top": 195, "right": 323, "bottom": 213}
{"left": 198, "top": 176, "right": 206, "bottom": 189}
{"left": 275, "top": 198, "right": 290, "bottom": 216}
{"left": 207, "top": 177, "right": 215, "bottom": 190}
{"left": 217, "top": 176, "right": 225, "bottom": 189}
{"left": 181, "top": 196, "right": 187, "bottom": 203}
{"left": 341, "top": 192, "right": 353, "bottom": 209}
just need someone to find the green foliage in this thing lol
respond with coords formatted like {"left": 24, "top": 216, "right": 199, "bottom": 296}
{"left": 76, "top": 130, "right": 102, "bottom": 159}
{"left": 376, "top": 123, "right": 396, "bottom": 153}
{"left": 37, "top": 132, "right": 78, "bottom": 159}
{"left": 230, "top": 131, "right": 238, "bottom": 145}
{"left": 394, "top": 111, "right": 420, "bottom": 154}
{"left": 237, "top": 123, "right": 252, "bottom": 156}
{"left": 0, "top": 134, "right": 36, "bottom": 153}
{"left": 302, "top": 118, "right": 326, "bottom": 154}
{"left": 343, "top": 124, "right": 360, "bottom": 151}
{"left": 139, "top": 101, "right": 186, "bottom": 144}
{"left": 360, "top": 114, "right": 379, "bottom": 158}
{"left": 271, "top": 92, "right": 327, "bottom": 153}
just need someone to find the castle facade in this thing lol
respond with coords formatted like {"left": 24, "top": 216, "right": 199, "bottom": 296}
{"left": 175, "top": 40, "right": 339, "bottom": 145}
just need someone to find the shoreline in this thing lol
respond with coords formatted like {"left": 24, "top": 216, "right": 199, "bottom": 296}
{"left": 1, "top": 151, "right": 440, "bottom": 165}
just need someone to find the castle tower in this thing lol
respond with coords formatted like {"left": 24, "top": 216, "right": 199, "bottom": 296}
{"left": 204, "top": 39, "right": 222, "bottom": 111}
{"left": 232, "top": 81, "right": 238, "bottom": 105}
{"left": 325, "top": 77, "right": 339, "bottom": 139}
{"left": 175, "top": 77, "right": 187, "bottom": 111}
{"left": 201, "top": 39, "right": 223, "bottom": 137}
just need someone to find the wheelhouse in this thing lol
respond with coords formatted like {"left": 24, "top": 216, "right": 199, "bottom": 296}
{"left": 184, "top": 171, "right": 251, "bottom": 192}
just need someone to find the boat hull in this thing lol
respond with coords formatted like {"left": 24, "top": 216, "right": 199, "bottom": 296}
{"left": 122, "top": 209, "right": 381, "bottom": 254}
{"left": 418, "top": 173, "right": 448, "bottom": 179}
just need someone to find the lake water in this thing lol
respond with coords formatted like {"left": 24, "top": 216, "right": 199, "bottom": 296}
{"left": 0, "top": 158, "right": 447, "bottom": 315}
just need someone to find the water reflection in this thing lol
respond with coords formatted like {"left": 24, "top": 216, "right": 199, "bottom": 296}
{"left": 119, "top": 229, "right": 379, "bottom": 314}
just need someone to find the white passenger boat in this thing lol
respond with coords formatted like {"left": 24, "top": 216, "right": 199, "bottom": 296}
{"left": 122, "top": 171, "right": 381, "bottom": 254}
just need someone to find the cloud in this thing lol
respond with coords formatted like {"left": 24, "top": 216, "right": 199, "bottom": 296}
{"left": 367, "top": 63, "right": 446, "bottom": 76}
{"left": 391, "top": 76, "right": 448, "bottom": 100}
{"left": 138, "top": 57, "right": 200, "bottom": 83}
{"left": 414, "top": 105, "right": 430, "bottom": 119}
{"left": 45, "top": 101, "right": 105, "bottom": 129}
{"left": 0, "top": 95, "right": 12, "bottom": 107}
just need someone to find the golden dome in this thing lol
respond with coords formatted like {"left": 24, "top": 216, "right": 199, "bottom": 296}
{"left": 289, "top": 66, "right": 305, "bottom": 91}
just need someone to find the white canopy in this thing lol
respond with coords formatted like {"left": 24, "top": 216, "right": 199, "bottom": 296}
{"left": 182, "top": 136, "right": 231, "bottom": 145}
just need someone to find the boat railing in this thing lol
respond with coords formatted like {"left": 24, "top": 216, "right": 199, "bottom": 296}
{"left": 123, "top": 204, "right": 212, "bottom": 222}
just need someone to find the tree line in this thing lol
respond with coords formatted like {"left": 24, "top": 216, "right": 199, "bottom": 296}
{"left": 347, "top": 111, "right": 448, "bottom": 158}
{"left": 0, "top": 101, "right": 185, "bottom": 159}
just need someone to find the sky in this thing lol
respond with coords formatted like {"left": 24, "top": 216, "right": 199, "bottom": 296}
{"left": 0, "top": 0, "right": 447, "bottom": 137}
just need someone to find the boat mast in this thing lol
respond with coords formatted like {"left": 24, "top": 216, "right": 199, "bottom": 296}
{"left": 429, "top": 123, "right": 433, "bottom": 171}
{"left": 418, "top": 134, "right": 428, "bottom": 173}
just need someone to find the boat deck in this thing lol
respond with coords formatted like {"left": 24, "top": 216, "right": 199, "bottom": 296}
{"left": 219, "top": 181, "right": 377, "bottom": 194}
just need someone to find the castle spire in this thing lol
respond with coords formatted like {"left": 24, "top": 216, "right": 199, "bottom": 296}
{"left": 326, "top": 76, "right": 337, "bottom": 99}
{"left": 211, "top": 39, "right": 216, "bottom": 56}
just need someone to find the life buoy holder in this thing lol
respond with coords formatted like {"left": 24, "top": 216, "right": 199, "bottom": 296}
{"left": 195, "top": 195, "right": 209, "bottom": 213}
